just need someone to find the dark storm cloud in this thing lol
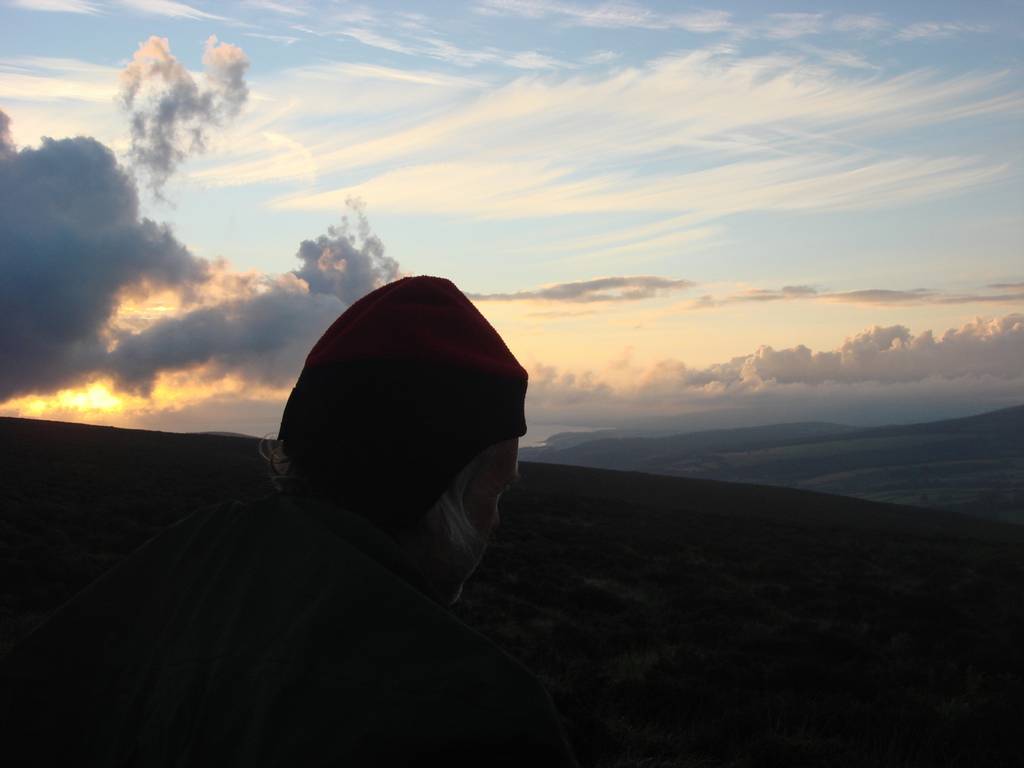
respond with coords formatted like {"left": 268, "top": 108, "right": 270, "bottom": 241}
{"left": 108, "top": 201, "right": 401, "bottom": 392}
{"left": 0, "top": 109, "right": 209, "bottom": 400}
{"left": 121, "top": 35, "right": 250, "bottom": 194}
{"left": 0, "top": 110, "right": 12, "bottom": 157}
{"left": 108, "top": 287, "right": 345, "bottom": 392}
{"left": 468, "top": 275, "right": 694, "bottom": 302}
{"left": 292, "top": 199, "right": 401, "bottom": 305}
{"left": 0, "top": 109, "right": 399, "bottom": 400}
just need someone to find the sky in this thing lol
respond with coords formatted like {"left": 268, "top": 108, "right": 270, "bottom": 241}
{"left": 0, "top": 0, "right": 1022, "bottom": 441}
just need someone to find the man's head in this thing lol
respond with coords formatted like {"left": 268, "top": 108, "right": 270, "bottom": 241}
{"left": 274, "top": 276, "right": 528, "bottom": 603}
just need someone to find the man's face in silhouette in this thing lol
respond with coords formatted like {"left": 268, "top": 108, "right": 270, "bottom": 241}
{"left": 464, "top": 438, "right": 520, "bottom": 547}
{"left": 410, "top": 437, "right": 520, "bottom": 606}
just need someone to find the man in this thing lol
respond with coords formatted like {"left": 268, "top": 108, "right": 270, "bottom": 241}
{"left": 0, "top": 276, "right": 579, "bottom": 767}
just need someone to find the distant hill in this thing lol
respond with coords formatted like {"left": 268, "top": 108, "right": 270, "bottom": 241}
{"left": 2, "top": 416, "right": 1023, "bottom": 767}
{"left": 521, "top": 405, "right": 1024, "bottom": 524}
{"left": 540, "top": 420, "right": 854, "bottom": 450}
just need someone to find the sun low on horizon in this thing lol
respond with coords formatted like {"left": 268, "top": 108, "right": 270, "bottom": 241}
{"left": 1, "top": 0, "right": 1022, "bottom": 440}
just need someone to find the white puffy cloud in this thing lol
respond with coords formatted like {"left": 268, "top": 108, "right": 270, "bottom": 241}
{"left": 121, "top": 35, "right": 250, "bottom": 193}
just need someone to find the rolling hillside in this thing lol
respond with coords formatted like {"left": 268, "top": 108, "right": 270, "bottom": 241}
{"left": 521, "top": 405, "right": 1024, "bottom": 524}
{"left": 2, "top": 417, "right": 1022, "bottom": 767}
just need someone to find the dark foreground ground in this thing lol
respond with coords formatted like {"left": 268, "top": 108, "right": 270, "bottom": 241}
{"left": 2, "top": 417, "right": 1022, "bottom": 767}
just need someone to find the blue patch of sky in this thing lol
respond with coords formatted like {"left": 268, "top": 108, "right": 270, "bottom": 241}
{"left": 160, "top": 181, "right": 339, "bottom": 272}
{"left": 3, "top": 10, "right": 205, "bottom": 66}
{"left": 700, "top": 184, "right": 1024, "bottom": 290}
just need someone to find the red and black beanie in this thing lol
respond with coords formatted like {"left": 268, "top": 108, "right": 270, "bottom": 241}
{"left": 278, "top": 276, "right": 528, "bottom": 528}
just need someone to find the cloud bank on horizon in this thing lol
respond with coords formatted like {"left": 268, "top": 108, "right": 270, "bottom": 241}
{"left": 0, "top": 2, "right": 1022, "bottom": 434}
{"left": 526, "top": 320, "right": 1024, "bottom": 429}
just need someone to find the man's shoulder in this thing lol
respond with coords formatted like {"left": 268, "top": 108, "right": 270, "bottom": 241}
{"left": 266, "top": 494, "right": 539, "bottom": 686}
{"left": 142, "top": 494, "right": 552, "bottom": 709}
{"left": 259, "top": 494, "right": 578, "bottom": 764}
{"left": 0, "top": 493, "right": 578, "bottom": 766}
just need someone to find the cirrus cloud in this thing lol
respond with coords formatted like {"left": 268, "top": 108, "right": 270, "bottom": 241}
{"left": 9, "top": 0, "right": 99, "bottom": 13}
{"left": 687, "top": 283, "right": 1024, "bottom": 310}
{"left": 896, "top": 21, "right": 989, "bottom": 41}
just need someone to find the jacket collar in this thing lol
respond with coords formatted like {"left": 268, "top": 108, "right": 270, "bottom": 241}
{"left": 277, "top": 492, "right": 448, "bottom": 607}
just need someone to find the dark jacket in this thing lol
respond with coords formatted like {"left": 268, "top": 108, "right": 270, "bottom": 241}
{"left": 0, "top": 493, "right": 578, "bottom": 767}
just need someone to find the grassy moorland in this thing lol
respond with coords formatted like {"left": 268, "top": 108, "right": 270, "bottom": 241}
{"left": 2, "top": 417, "right": 1023, "bottom": 767}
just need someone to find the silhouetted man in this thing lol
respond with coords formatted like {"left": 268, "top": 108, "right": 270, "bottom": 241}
{"left": 0, "top": 276, "right": 578, "bottom": 767}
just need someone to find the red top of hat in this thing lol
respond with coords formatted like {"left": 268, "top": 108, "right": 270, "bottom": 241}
{"left": 304, "top": 275, "right": 527, "bottom": 382}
